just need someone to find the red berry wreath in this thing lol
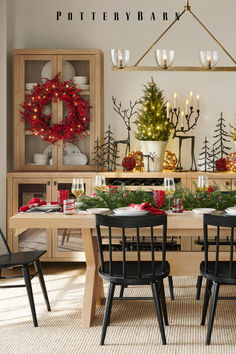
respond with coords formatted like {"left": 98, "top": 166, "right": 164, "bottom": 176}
{"left": 21, "top": 74, "right": 90, "bottom": 143}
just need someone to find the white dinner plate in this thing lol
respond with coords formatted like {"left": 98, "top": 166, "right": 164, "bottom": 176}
{"left": 226, "top": 207, "right": 236, "bottom": 212}
{"left": 114, "top": 207, "right": 149, "bottom": 216}
{"left": 36, "top": 204, "right": 61, "bottom": 211}
{"left": 192, "top": 208, "right": 216, "bottom": 214}
{"left": 41, "top": 61, "right": 75, "bottom": 81}
{"left": 86, "top": 208, "right": 110, "bottom": 215}
{"left": 225, "top": 209, "right": 236, "bottom": 216}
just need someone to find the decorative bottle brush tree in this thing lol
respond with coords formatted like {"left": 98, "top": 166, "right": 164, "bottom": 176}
{"left": 135, "top": 78, "right": 170, "bottom": 171}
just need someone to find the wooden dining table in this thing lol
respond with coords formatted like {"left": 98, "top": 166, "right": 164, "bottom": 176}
{"left": 9, "top": 211, "right": 226, "bottom": 328}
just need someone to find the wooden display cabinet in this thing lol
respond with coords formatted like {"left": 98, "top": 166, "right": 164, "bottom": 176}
{"left": 14, "top": 49, "right": 104, "bottom": 171}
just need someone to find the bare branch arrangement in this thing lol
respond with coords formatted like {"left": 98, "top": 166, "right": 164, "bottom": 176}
{"left": 112, "top": 96, "right": 140, "bottom": 158}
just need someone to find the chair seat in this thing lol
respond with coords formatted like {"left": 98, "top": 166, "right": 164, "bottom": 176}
{"left": 99, "top": 261, "right": 170, "bottom": 285}
{"left": 200, "top": 261, "right": 236, "bottom": 284}
{"left": 0, "top": 250, "right": 46, "bottom": 268}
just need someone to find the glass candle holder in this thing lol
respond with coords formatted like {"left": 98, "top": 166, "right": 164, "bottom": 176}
{"left": 63, "top": 199, "right": 75, "bottom": 215}
{"left": 155, "top": 49, "right": 175, "bottom": 69}
{"left": 200, "top": 51, "right": 218, "bottom": 69}
{"left": 172, "top": 198, "right": 184, "bottom": 213}
{"left": 110, "top": 49, "right": 130, "bottom": 69}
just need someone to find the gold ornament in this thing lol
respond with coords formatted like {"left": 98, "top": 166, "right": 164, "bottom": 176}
{"left": 163, "top": 150, "right": 177, "bottom": 171}
{"left": 226, "top": 153, "right": 236, "bottom": 172}
{"left": 128, "top": 151, "right": 145, "bottom": 172}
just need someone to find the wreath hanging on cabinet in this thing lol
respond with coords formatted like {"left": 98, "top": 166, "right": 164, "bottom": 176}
{"left": 20, "top": 74, "right": 90, "bottom": 143}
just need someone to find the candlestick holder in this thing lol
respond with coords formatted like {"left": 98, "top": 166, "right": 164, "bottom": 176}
{"left": 169, "top": 106, "right": 200, "bottom": 171}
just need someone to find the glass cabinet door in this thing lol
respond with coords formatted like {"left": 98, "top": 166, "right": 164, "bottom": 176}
{"left": 57, "top": 55, "right": 97, "bottom": 170}
{"left": 12, "top": 178, "right": 52, "bottom": 257}
{"left": 17, "top": 55, "right": 58, "bottom": 170}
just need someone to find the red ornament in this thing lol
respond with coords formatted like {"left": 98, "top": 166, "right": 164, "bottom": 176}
{"left": 20, "top": 74, "right": 90, "bottom": 143}
{"left": 122, "top": 156, "right": 136, "bottom": 171}
{"left": 215, "top": 158, "right": 227, "bottom": 171}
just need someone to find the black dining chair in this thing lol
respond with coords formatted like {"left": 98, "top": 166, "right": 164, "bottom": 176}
{"left": 200, "top": 214, "right": 236, "bottom": 345}
{"left": 95, "top": 213, "right": 170, "bottom": 345}
{"left": 0, "top": 227, "right": 51, "bottom": 327}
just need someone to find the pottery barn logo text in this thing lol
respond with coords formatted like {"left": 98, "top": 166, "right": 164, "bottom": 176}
{"left": 56, "top": 11, "right": 181, "bottom": 22}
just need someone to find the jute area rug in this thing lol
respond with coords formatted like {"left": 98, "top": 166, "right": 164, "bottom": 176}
{"left": 1, "top": 263, "right": 236, "bottom": 354}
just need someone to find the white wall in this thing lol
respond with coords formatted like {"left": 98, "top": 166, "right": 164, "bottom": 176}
{"left": 7, "top": 0, "right": 236, "bottom": 171}
{"left": 0, "top": 0, "right": 7, "bottom": 233}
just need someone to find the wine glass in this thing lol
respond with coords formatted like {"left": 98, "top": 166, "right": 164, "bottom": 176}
{"left": 198, "top": 175, "right": 209, "bottom": 192}
{"left": 71, "top": 178, "right": 84, "bottom": 202}
{"left": 94, "top": 175, "right": 106, "bottom": 192}
{"left": 164, "top": 178, "right": 175, "bottom": 212}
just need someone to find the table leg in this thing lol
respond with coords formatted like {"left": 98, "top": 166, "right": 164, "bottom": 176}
{"left": 81, "top": 228, "right": 105, "bottom": 328}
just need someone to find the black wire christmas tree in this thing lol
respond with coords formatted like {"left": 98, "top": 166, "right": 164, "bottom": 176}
{"left": 93, "top": 137, "right": 104, "bottom": 172}
{"left": 103, "top": 125, "right": 120, "bottom": 171}
{"left": 213, "top": 112, "right": 231, "bottom": 159}
{"left": 198, "top": 137, "right": 212, "bottom": 172}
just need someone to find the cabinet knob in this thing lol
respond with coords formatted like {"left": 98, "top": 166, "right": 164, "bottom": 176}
{"left": 47, "top": 181, "right": 50, "bottom": 186}
{"left": 54, "top": 181, "right": 57, "bottom": 186}
{"left": 225, "top": 181, "right": 229, "bottom": 187}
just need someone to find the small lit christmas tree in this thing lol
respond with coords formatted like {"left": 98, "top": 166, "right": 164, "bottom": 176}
{"left": 135, "top": 78, "right": 171, "bottom": 141}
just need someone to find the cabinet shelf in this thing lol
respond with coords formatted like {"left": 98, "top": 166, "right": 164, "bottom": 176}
{"left": 25, "top": 90, "right": 90, "bottom": 96}
{"left": 25, "top": 130, "right": 90, "bottom": 136}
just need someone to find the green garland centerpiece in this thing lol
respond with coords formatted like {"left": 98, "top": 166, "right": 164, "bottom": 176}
{"left": 79, "top": 183, "right": 236, "bottom": 212}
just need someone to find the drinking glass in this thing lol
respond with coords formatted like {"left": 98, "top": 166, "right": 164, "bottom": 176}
{"left": 197, "top": 175, "right": 209, "bottom": 192}
{"left": 94, "top": 175, "right": 106, "bottom": 192}
{"left": 163, "top": 178, "right": 175, "bottom": 212}
{"left": 71, "top": 178, "right": 84, "bottom": 202}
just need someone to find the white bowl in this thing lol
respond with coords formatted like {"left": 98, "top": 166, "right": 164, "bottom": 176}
{"left": 76, "top": 84, "right": 90, "bottom": 90}
{"left": 26, "top": 83, "right": 37, "bottom": 90}
{"left": 73, "top": 76, "right": 88, "bottom": 85}
{"left": 86, "top": 208, "right": 110, "bottom": 215}
{"left": 33, "top": 153, "right": 48, "bottom": 165}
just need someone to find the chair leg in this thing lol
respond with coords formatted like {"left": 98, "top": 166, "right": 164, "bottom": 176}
{"left": 168, "top": 276, "right": 174, "bottom": 300}
{"left": 151, "top": 282, "right": 166, "bottom": 345}
{"left": 34, "top": 259, "right": 51, "bottom": 311}
{"left": 196, "top": 275, "right": 203, "bottom": 300}
{"left": 201, "top": 279, "right": 212, "bottom": 326}
{"left": 206, "top": 282, "right": 220, "bottom": 345}
{"left": 22, "top": 265, "right": 38, "bottom": 327}
{"left": 119, "top": 285, "right": 125, "bottom": 298}
{"left": 157, "top": 280, "right": 168, "bottom": 326}
{"left": 100, "top": 282, "right": 115, "bottom": 345}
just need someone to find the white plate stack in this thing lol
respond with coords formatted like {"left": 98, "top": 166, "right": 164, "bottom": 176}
{"left": 113, "top": 207, "right": 148, "bottom": 216}
{"left": 225, "top": 207, "right": 236, "bottom": 215}
{"left": 72, "top": 76, "right": 89, "bottom": 90}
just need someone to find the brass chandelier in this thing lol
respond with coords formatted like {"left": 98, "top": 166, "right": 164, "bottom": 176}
{"left": 111, "top": 0, "right": 236, "bottom": 72}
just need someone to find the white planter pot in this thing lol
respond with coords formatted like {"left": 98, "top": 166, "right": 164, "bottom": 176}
{"left": 140, "top": 140, "right": 168, "bottom": 171}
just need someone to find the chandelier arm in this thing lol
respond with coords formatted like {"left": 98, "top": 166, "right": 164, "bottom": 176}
{"left": 134, "top": 9, "right": 186, "bottom": 66}
{"left": 189, "top": 10, "right": 236, "bottom": 65}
